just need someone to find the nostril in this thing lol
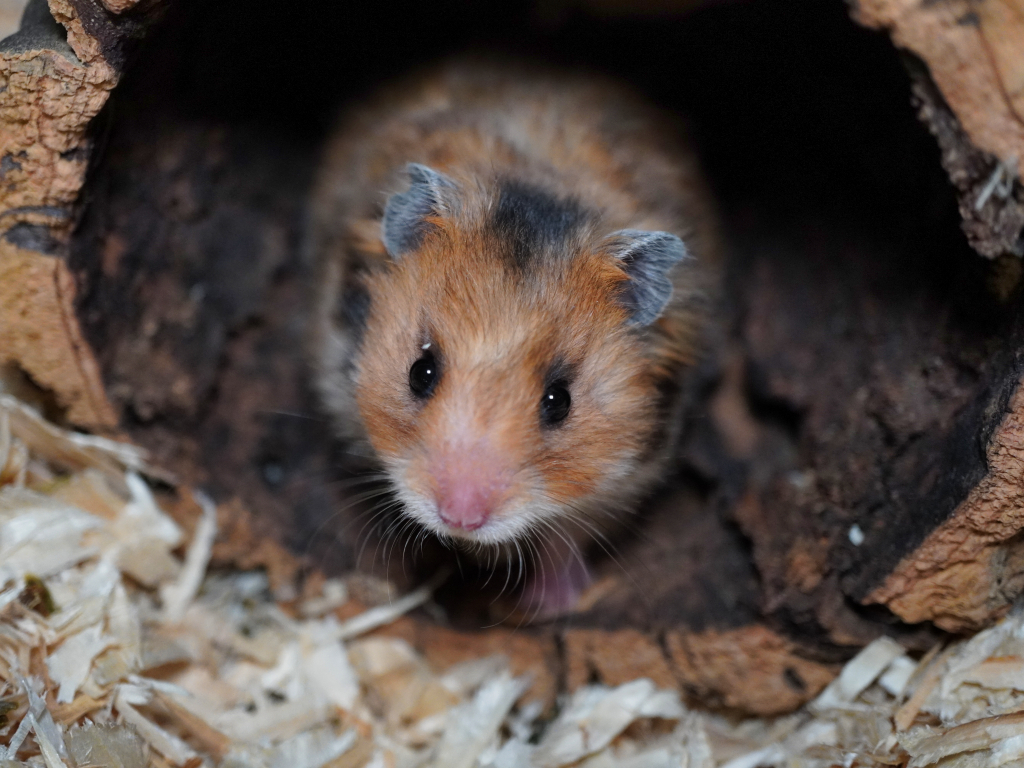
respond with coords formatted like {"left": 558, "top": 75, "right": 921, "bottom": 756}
{"left": 438, "top": 507, "right": 488, "bottom": 531}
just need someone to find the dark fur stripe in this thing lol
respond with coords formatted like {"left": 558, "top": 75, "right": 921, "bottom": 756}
{"left": 490, "top": 179, "right": 589, "bottom": 269}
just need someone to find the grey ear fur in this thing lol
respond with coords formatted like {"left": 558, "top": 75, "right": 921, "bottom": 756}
{"left": 609, "top": 229, "right": 691, "bottom": 326}
{"left": 381, "top": 163, "right": 456, "bottom": 258}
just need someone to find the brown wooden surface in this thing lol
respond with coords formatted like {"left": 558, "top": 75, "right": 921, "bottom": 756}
{"left": 865, "top": 374, "right": 1024, "bottom": 632}
{"left": 848, "top": 0, "right": 1024, "bottom": 632}
{"left": 0, "top": 0, "right": 124, "bottom": 427}
{"left": 853, "top": 0, "right": 1024, "bottom": 183}
{"left": 853, "top": 0, "right": 1024, "bottom": 260}
{"left": 4, "top": 0, "right": 1024, "bottom": 716}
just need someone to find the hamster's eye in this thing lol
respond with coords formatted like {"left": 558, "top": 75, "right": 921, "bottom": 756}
{"left": 540, "top": 382, "right": 571, "bottom": 426}
{"left": 409, "top": 350, "right": 440, "bottom": 398}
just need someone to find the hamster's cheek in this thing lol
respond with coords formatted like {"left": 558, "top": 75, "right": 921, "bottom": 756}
{"left": 354, "top": 306, "right": 426, "bottom": 455}
{"left": 355, "top": 363, "right": 414, "bottom": 458}
{"left": 386, "top": 459, "right": 447, "bottom": 535}
{"left": 535, "top": 385, "right": 653, "bottom": 504}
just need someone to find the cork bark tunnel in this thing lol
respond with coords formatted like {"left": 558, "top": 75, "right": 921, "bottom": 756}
{"left": 2, "top": 0, "right": 1024, "bottom": 716}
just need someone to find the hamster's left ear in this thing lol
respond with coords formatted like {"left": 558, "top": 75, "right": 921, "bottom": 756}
{"left": 381, "top": 163, "right": 457, "bottom": 258}
{"left": 607, "top": 229, "right": 692, "bottom": 325}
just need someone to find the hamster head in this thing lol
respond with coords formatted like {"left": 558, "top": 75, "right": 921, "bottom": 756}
{"left": 340, "top": 164, "right": 694, "bottom": 545}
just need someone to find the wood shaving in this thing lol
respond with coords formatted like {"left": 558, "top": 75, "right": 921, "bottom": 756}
{"left": 5, "top": 393, "right": 1024, "bottom": 767}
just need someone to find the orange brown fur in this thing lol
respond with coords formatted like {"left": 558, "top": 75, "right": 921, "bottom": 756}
{"left": 308, "top": 60, "right": 720, "bottom": 550}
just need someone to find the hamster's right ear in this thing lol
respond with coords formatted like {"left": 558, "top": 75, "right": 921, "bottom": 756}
{"left": 381, "top": 163, "right": 457, "bottom": 258}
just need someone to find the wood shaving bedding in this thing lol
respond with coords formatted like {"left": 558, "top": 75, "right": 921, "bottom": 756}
{"left": 2, "top": 393, "right": 1024, "bottom": 768}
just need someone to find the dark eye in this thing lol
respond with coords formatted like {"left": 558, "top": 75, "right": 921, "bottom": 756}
{"left": 540, "top": 382, "right": 571, "bottom": 425}
{"left": 409, "top": 350, "right": 440, "bottom": 398}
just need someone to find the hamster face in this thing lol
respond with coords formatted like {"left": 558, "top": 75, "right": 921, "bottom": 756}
{"left": 353, "top": 216, "right": 663, "bottom": 545}
{"left": 308, "top": 63, "right": 716, "bottom": 561}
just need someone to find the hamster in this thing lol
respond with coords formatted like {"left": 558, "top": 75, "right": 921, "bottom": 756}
{"left": 307, "top": 60, "right": 720, "bottom": 618}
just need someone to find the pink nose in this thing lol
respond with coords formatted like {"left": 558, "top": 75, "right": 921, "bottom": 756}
{"left": 432, "top": 450, "right": 508, "bottom": 531}
{"left": 436, "top": 480, "right": 494, "bottom": 531}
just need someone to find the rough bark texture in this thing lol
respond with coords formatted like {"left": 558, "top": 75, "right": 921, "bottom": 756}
{"left": 562, "top": 623, "right": 839, "bottom": 717}
{"left": 866, "top": 370, "right": 1024, "bottom": 632}
{"left": 0, "top": 241, "right": 115, "bottom": 426}
{"left": 411, "top": 624, "right": 560, "bottom": 709}
{"left": 7, "top": 0, "right": 1024, "bottom": 717}
{"left": 0, "top": 0, "right": 158, "bottom": 429}
{"left": 853, "top": 0, "right": 1024, "bottom": 259}
{"left": 910, "top": 64, "right": 1024, "bottom": 262}
{"left": 722, "top": 227, "right": 1010, "bottom": 648}
{"left": 844, "top": 0, "right": 1024, "bottom": 634}
{"left": 0, "top": 0, "right": 124, "bottom": 427}
{"left": 665, "top": 625, "right": 839, "bottom": 715}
